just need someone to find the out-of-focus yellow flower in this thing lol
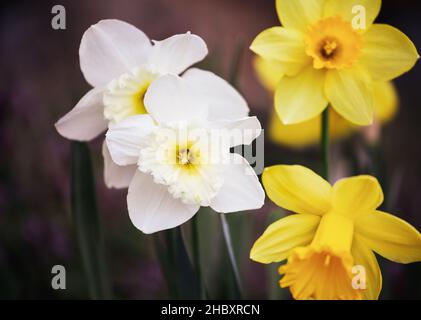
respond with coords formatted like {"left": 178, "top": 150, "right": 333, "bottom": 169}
{"left": 250, "top": 0, "right": 418, "bottom": 126}
{"left": 254, "top": 57, "right": 398, "bottom": 148}
{"left": 251, "top": 165, "right": 421, "bottom": 300}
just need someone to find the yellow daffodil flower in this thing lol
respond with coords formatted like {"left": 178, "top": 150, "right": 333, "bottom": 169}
{"left": 251, "top": 165, "right": 421, "bottom": 300}
{"left": 250, "top": 0, "right": 418, "bottom": 126}
{"left": 254, "top": 57, "right": 398, "bottom": 148}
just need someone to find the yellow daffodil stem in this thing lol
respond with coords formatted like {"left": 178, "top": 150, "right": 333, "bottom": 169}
{"left": 219, "top": 213, "right": 244, "bottom": 298}
{"left": 192, "top": 214, "right": 207, "bottom": 299}
{"left": 321, "top": 107, "right": 330, "bottom": 180}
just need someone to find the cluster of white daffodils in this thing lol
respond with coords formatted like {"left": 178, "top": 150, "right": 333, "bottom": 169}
{"left": 56, "top": 20, "right": 264, "bottom": 233}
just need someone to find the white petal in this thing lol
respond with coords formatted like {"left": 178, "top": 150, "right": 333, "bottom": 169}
{"left": 105, "top": 115, "right": 155, "bottom": 166}
{"left": 211, "top": 116, "right": 262, "bottom": 147}
{"left": 55, "top": 88, "right": 107, "bottom": 141}
{"left": 79, "top": 19, "right": 152, "bottom": 87}
{"left": 210, "top": 153, "right": 265, "bottom": 213}
{"left": 144, "top": 74, "right": 208, "bottom": 123}
{"left": 148, "top": 33, "right": 208, "bottom": 75}
{"left": 102, "top": 142, "right": 137, "bottom": 189}
{"left": 127, "top": 171, "right": 199, "bottom": 233}
{"left": 182, "top": 68, "right": 249, "bottom": 120}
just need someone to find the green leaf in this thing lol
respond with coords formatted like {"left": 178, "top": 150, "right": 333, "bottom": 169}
{"left": 70, "top": 142, "right": 111, "bottom": 299}
{"left": 172, "top": 227, "right": 200, "bottom": 299}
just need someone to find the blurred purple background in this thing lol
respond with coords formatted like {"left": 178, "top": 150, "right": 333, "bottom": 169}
{"left": 0, "top": 0, "right": 420, "bottom": 299}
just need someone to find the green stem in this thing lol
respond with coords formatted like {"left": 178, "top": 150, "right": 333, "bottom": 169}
{"left": 71, "top": 142, "right": 111, "bottom": 299}
{"left": 192, "top": 214, "right": 206, "bottom": 299}
{"left": 321, "top": 108, "right": 330, "bottom": 180}
{"left": 153, "top": 233, "right": 178, "bottom": 298}
{"left": 219, "top": 213, "right": 243, "bottom": 298}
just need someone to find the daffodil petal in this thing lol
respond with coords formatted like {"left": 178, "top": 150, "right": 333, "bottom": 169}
{"left": 210, "top": 154, "right": 265, "bottom": 213}
{"left": 250, "top": 214, "right": 320, "bottom": 263}
{"left": 332, "top": 175, "right": 383, "bottom": 218}
{"left": 262, "top": 165, "right": 332, "bottom": 215}
{"left": 355, "top": 210, "right": 421, "bottom": 264}
{"left": 276, "top": 0, "right": 325, "bottom": 31}
{"left": 55, "top": 88, "right": 107, "bottom": 141}
{"left": 360, "top": 24, "right": 419, "bottom": 81}
{"left": 211, "top": 116, "right": 261, "bottom": 147}
{"left": 127, "top": 171, "right": 199, "bottom": 234}
{"left": 269, "top": 109, "right": 354, "bottom": 148}
{"left": 351, "top": 235, "right": 382, "bottom": 300}
{"left": 250, "top": 27, "right": 310, "bottom": 76}
{"left": 102, "top": 142, "right": 137, "bottom": 189}
{"left": 147, "top": 33, "right": 208, "bottom": 75}
{"left": 182, "top": 68, "right": 249, "bottom": 120}
{"left": 373, "top": 81, "right": 398, "bottom": 123}
{"left": 144, "top": 74, "right": 208, "bottom": 123}
{"left": 324, "top": 0, "right": 381, "bottom": 30}
{"left": 79, "top": 19, "right": 152, "bottom": 87}
{"left": 325, "top": 67, "right": 374, "bottom": 125}
{"left": 105, "top": 114, "right": 156, "bottom": 166}
{"left": 275, "top": 67, "right": 328, "bottom": 124}
{"left": 253, "top": 57, "right": 285, "bottom": 92}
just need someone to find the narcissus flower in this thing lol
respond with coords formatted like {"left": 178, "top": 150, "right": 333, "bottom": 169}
{"left": 251, "top": 165, "right": 421, "bottom": 300}
{"left": 253, "top": 57, "right": 398, "bottom": 148}
{"left": 106, "top": 74, "right": 265, "bottom": 233}
{"left": 55, "top": 19, "right": 208, "bottom": 188}
{"left": 250, "top": 0, "right": 418, "bottom": 125}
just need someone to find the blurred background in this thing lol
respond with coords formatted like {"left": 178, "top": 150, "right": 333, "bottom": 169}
{"left": 0, "top": 0, "right": 420, "bottom": 299}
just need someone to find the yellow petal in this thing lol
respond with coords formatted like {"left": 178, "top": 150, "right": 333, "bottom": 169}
{"left": 355, "top": 210, "right": 421, "bottom": 264}
{"left": 360, "top": 24, "right": 419, "bottom": 81}
{"left": 373, "top": 81, "right": 398, "bottom": 124}
{"left": 325, "top": 67, "right": 374, "bottom": 125}
{"left": 324, "top": 0, "right": 381, "bottom": 31}
{"left": 250, "top": 214, "right": 320, "bottom": 263}
{"left": 250, "top": 27, "right": 310, "bottom": 76}
{"left": 275, "top": 66, "right": 328, "bottom": 124}
{"left": 262, "top": 165, "right": 332, "bottom": 215}
{"left": 253, "top": 56, "right": 284, "bottom": 92}
{"left": 332, "top": 175, "right": 383, "bottom": 219}
{"left": 351, "top": 235, "right": 382, "bottom": 300}
{"left": 276, "top": 0, "right": 325, "bottom": 31}
{"left": 269, "top": 108, "right": 354, "bottom": 149}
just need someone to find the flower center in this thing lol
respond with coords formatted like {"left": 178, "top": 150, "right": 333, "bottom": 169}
{"left": 176, "top": 146, "right": 195, "bottom": 166}
{"left": 279, "top": 213, "right": 361, "bottom": 300}
{"left": 138, "top": 124, "right": 226, "bottom": 206}
{"left": 320, "top": 38, "right": 338, "bottom": 59}
{"left": 304, "top": 16, "right": 362, "bottom": 69}
{"left": 103, "top": 67, "right": 159, "bottom": 124}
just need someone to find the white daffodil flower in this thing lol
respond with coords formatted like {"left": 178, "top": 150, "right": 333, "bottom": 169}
{"left": 106, "top": 74, "right": 265, "bottom": 234}
{"left": 55, "top": 19, "right": 209, "bottom": 188}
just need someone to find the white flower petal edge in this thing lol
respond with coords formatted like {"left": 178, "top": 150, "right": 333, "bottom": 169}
{"left": 182, "top": 68, "right": 249, "bottom": 120}
{"left": 127, "top": 171, "right": 200, "bottom": 234}
{"left": 105, "top": 114, "right": 156, "bottom": 166}
{"left": 148, "top": 33, "right": 208, "bottom": 75}
{"left": 79, "top": 19, "right": 152, "bottom": 87}
{"left": 144, "top": 74, "right": 209, "bottom": 123}
{"left": 211, "top": 116, "right": 262, "bottom": 147}
{"left": 102, "top": 142, "right": 137, "bottom": 189}
{"left": 55, "top": 87, "right": 107, "bottom": 141}
{"left": 210, "top": 153, "right": 265, "bottom": 213}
